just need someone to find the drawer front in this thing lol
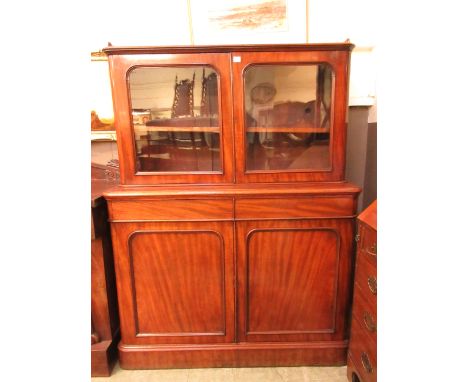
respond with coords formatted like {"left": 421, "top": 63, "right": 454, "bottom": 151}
{"left": 359, "top": 225, "right": 377, "bottom": 265}
{"left": 347, "top": 354, "right": 366, "bottom": 382}
{"left": 354, "top": 247, "right": 377, "bottom": 307}
{"left": 349, "top": 316, "right": 377, "bottom": 382}
{"left": 351, "top": 285, "right": 377, "bottom": 344}
{"left": 348, "top": 352, "right": 375, "bottom": 382}
{"left": 235, "top": 196, "right": 355, "bottom": 219}
{"left": 109, "top": 199, "right": 234, "bottom": 221}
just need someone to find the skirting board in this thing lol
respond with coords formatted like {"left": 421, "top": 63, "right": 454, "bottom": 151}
{"left": 118, "top": 340, "right": 348, "bottom": 369}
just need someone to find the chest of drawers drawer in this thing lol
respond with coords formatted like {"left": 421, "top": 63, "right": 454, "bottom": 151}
{"left": 348, "top": 314, "right": 377, "bottom": 382}
{"left": 358, "top": 224, "right": 377, "bottom": 266}
{"left": 354, "top": 247, "right": 377, "bottom": 308}
{"left": 351, "top": 285, "right": 376, "bottom": 344}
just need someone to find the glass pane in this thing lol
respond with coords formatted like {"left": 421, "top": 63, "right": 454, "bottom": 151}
{"left": 129, "top": 66, "right": 221, "bottom": 173}
{"left": 244, "top": 64, "right": 333, "bottom": 171}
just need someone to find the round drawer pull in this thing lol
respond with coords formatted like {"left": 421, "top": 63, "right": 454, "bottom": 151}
{"left": 367, "top": 276, "right": 377, "bottom": 295}
{"left": 361, "top": 352, "right": 373, "bottom": 373}
{"left": 363, "top": 311, "right": 376, "bottom": 332}
{"left": 366, "top": 242, "right": 377, "bottom": 256}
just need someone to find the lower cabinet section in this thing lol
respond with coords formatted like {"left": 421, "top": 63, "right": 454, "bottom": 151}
{"left": 106, "top": 190, "right": 359, "bottom": 368}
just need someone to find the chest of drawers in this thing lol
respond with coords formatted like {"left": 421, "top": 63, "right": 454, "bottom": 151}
{"left": 347, "top": 200, "right": 377, "bottom": 382}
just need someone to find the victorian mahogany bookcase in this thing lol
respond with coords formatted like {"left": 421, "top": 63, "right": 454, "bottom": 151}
{"left": 103, "top": 43, "right": 360, "bottom": 369}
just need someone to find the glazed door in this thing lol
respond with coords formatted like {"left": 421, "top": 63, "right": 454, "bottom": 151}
{"left": 110, "top": 221, "right": 235, "bottom": 345}
{"left": 108, "top": 53, "right": 234, "bottom": 185}
{"left": 236, "top": 218, "right": 355, "bottom": 343}
{"left": 232, "top": 50, "right": 351, "bottom": 183}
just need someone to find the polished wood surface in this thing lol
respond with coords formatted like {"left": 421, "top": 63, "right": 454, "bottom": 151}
{"left": 347, "top": 200, "right": 377, "bottom": 382}
{"left": 103, "top": 43, "right": 360, "bottom": 369}
{"left": 348, "top": 316, "right": 377, "bottom": 382}
{"left": 130, "top": 231, "right": 225, "bottom": 335}
{"left": 108, "top": 198, "right": 233, "bottom": 221}
{"left": 357, "top": 200, "right": 377, "bottom": 231}
{"left": 103, "top": 43, "right": 355, "bottom": 55}
{"left": 118, "top": 341, "right": 349, "bottom": 369}
{"left": 246, "top": 229, "right": 338, "bottom": 334}
{"left": 350, "top": 286, "right": 376, "bottom": 343}
{"left": 111, "top": 221, "right": 235, "bottom": 346}
{"left": 347, "top": 354, "right": 363, "bottom": 382}
{"left": 236, "top": 218, "right": 354, "bottom": 344}
{"left": 234, "top": 196, "right": 355, "bottom": 219}
{"left": 91, "top": 175, "right": 120, "bottom": 376}
{"left": 104, "top": 182, "right": 361, "bottom": 199}
{"left": 353, "top": 248, "right": 377, "bottom": 309}
{"left": 107, "top": 189, "right": 358, "bottom": 367}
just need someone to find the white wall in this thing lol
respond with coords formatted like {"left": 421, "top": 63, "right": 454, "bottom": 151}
{"left": 307, "top": 0, "right": 376, "bottom": 46}
{"left": 308, "top": 0, "right": 376, "bottom": 109}
{"left": 91, "top": 0, "right": 376, "bottom": 115}
{"left": 89, "top": 0, "right": 191, "bottom": 50}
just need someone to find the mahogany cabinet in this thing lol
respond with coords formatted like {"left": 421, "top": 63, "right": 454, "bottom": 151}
{"left": 347, "top": 200, "right": 377, "bottom": 382}
{"left": 103, "top": 43, "right": 360, "bottom": 369}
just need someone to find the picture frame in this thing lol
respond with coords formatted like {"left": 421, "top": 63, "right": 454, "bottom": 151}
{"left": 189, "top": 0, "right": 308, "bottom": 45}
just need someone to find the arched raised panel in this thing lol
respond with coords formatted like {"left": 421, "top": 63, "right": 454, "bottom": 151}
{"left": 245, "top": 228, "right": 340, "bottom": 335}
{"left": 128, "top": 230, "right": 226, "bottom": 336}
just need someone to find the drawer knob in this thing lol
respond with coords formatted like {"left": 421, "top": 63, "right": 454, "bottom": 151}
{"left": 367, "top": 276, "right": 377, "bottom": 295}
{"left": 361, "top": 352, "right": 373, "bottom": 373}
{"left": 367, "top": 242, "right": 377, "bottom": 256}
{"left": 363, "top": 311, "right": 376, "bottom": 332}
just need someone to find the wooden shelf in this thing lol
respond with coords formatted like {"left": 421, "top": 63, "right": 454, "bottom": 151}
{"left": 135, "top": 126, "right": 220, "bottom": 133}
{"left": 246, "top": 127, "right": 330, "bottom": 133}
{"left": 91, "top": 130, "right": 117, "bottom": 141}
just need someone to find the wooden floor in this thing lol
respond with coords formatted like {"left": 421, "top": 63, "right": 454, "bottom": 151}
{"left": 92, "top": 363, "right": 348, "bottom": 381}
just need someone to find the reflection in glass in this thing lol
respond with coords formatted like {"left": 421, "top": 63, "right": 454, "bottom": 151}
{"left": 129, "top": 66, "right": 221, "bottom": 172}
{"left": 244, "top": 64, "right": 333, "bottom": 171}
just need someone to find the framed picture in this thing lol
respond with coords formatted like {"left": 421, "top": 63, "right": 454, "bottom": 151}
{"left": 189, "top": 0, "right": 308, "bottom": 45}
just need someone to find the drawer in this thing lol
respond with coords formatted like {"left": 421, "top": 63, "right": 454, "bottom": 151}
{"left": 359, "top": 225, "right": 377, "bottom": 265}
{"left": 351, "top": 285, "right": 377, "bottom": 344}
{"left": 354, "top": 249, "right": 377, "bottom": 307}
{"left": 347, "top": 354, "right": 365, "bottom": 382}
{"left": 108, "top": 199, "right": 234, "bottom": 221}
{"left": 349, "top": 315, "right": 377, "bottom": 382}
{"left": 235, "top": 196, "right": 355, "bottom": 219}
{"left": 348, "top": 352, "right": 376, "bottom": 382}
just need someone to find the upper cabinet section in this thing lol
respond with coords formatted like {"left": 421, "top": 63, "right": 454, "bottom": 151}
{"left": 104, "top": 44, "right": 353, "bottom": 185}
